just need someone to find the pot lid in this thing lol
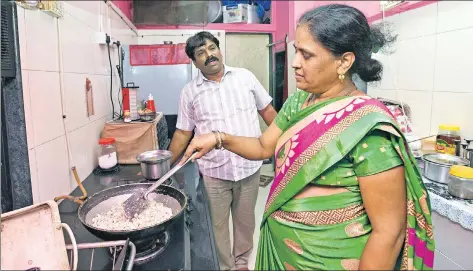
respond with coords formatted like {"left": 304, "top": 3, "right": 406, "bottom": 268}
{"left": 423, "top": 153, "right": 469, "bottom": 166}
{"left": 450, "top": 165, "right": 473, "bottom": 179}
{"left": 136, "top": 150, "right": 172, "bottom": 163}
{"left": 99, "top": 137, "right": 115, "bottom": 145}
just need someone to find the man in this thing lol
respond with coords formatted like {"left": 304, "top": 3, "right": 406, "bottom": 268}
{"left": 169, "top": 31, "right": 277, "bottom": 270}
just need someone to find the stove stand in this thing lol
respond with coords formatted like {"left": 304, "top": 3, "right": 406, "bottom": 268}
{"left": 97, "top": 174, "right": 191, "bottom": 270}
{"left": 108, "top": 231, "right": 170, "bottom": 265}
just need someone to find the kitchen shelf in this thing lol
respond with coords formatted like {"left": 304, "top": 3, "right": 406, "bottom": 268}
{"left": 136, "top": 23, "right": 276, "bottom": 33}
{"left": 136, "top": 0, "right": 279, "bottom": 34}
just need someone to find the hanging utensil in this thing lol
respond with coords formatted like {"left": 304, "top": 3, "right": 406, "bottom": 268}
{"left": 123, "top": 153, "right": 197, "bottom": 219}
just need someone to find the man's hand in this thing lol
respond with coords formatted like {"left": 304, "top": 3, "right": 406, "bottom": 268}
{"left": 258, "top": 104, "right": 277, "bottom": 126}
{"left": 169, "top": 129, "right": 193, "bottom": 165}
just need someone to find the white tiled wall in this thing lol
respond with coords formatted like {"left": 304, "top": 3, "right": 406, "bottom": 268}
{"left": 432, "top": 211, "right": 473, "bottom": 270}
{"left": 368, "top": 1, "right": 473, "bottom": 139}
{"left": 17, "top": 2, "right": 138, "bottom": 203}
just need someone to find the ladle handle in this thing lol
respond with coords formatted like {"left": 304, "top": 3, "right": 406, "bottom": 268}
{"left": 144, "top": 153, "right": 197, "bottom": 198}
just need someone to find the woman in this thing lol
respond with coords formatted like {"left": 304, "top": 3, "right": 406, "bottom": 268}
{"left": 180, "top": 4, "right": 434, "bottom": 270}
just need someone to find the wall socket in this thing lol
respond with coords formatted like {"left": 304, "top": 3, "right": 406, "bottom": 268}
{"left": 95, "top": 32, "right": 112, "bottom": 45}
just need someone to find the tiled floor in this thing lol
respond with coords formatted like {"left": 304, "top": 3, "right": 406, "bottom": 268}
{"left": 228, "top": 164, "right": 274, "bottom": 269}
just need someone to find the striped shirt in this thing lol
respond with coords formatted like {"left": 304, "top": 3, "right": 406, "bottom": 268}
{"left": 176, "top": 65, "right": 272, "bottom": 181}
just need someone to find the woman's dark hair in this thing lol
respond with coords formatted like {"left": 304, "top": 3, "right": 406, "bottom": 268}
{"left": 298, "top": 4, "right": 395, "bottom": 82}
{"left": 185, "top": 31, "right": 220, "bottom": 60}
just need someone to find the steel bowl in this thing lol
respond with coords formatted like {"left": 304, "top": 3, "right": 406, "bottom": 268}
{"left": 136, "top": 150, "right": 172, "bottom": 180}
{"left": 139, "top": 112, "right": 156, "bottom": 122}
{"left": 422, "top": 153, "right": 469, "bottom": 184}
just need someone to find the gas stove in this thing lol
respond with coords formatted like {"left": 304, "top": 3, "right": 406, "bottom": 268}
{"left": 75, "top": 176, "right": 192, "bottom": 270}
{"left": 108, "top": 231, "right": 170, "bottom": 265}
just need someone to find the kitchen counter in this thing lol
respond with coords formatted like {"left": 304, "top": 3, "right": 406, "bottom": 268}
{"left": 424, "top": 178, "right": 473, "bottom": 231}
{"left": 57, "top": 162, "right": 219, "bottom": 270}
{"left": 418, "top": 160, "right": 473, "bottom": 231}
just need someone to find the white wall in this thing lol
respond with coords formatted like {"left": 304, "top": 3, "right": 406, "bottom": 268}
{"left": 18, "top": 1, "right": 138, "bottom": 203}
{"left": 432, "top": 211, "right": 473, "bottom": 269}
{"left": 225, "top": 34, "right": 271, "bottom": 131}
{"left": 369, "top": 1, "right": 473, "bottom": 139}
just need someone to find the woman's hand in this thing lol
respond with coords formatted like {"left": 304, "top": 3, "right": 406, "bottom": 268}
{"left": 179, "top": 133, "right": 218, "bottom": 165}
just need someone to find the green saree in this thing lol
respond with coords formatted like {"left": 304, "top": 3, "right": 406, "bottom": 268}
{"left": 255, "top": 92, "right": 435, "bottom": 270}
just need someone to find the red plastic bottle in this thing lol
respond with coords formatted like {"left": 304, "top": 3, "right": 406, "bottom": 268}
{"left": 146, "top": 94, "right": 156, "bottom": 112}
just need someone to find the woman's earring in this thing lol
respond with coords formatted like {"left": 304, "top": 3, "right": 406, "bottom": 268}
{"left": 338, "top": 73, "right": 345, "bottom": 83}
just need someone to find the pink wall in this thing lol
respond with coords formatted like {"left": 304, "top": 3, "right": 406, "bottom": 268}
{"left": 287, "top": 1, "right": 438, "bottom": 40}
{"left": 112, "top": 0, "right": 132, "bottom": 21}
{"left": 273, "top": 1, "right": 289, "bottom": 52}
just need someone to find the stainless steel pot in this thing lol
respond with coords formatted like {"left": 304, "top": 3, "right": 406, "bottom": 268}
{"left": 448, "top": 166, "right": 473, "bottom": 199}
{"left": 136, "top": 150, "right": 172, "bottom": 180}
{"left": 422, "top": 153, "right": 469, "bottom": 184}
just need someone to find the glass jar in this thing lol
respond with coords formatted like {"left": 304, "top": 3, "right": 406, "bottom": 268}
{"left": 436, "top": 124, "right": 461, "bottom": 155}
{"left": 98, "top": 137, "right": 118, "bottom": 169}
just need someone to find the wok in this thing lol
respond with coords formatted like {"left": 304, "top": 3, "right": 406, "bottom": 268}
{"left": 78, "top": 184, "right": 187, "bottom": 244}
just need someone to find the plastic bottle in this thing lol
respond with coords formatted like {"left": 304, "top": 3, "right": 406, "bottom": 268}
{"left": 124, "top": 110, "right": 131, "bottom": 123}
{"left": 146, "top": 94, "right": 156, "bottom": 112}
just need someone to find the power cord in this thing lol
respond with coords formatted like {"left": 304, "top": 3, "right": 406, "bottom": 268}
{"left": 105, "top": 34, "right": 115, "bottom": 119}
{"left": 106, "top": 34, "right": 122, "bottom": 120}
{"left": 113, "top": 40, "right": 124, "bottom": 119}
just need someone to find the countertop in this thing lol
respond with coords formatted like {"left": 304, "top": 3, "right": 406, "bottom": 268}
{"left": 57, "top": 162, "right": 219, "bottom": 270}
{"left": 418, "top": 159, "right": 473, "bottom": 231}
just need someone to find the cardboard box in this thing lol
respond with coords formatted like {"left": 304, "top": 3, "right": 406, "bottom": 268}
{"left": 223, "top": 4, "right": 248, "bottom": 24}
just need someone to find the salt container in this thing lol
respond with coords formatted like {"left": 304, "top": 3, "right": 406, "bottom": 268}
{"left": 98, "top": 137, "right": 118, "bottom": 169}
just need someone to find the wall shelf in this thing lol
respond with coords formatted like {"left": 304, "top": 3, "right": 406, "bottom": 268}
{"left": 113, "top": 0, "right": 282, "bottom": 34}
{"left": 136, "top": 23, "right": 276, "bottom": 33}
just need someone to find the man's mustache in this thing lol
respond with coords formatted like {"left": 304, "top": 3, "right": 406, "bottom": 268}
{"left": 205, "top": 56, "right": 219, "bottom": 66}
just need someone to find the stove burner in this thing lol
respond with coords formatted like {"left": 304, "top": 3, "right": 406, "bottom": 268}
{"left": 109, "top": 231, "right": 170, "bottom": 265}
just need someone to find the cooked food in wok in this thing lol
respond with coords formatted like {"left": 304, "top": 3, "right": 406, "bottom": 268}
{"left": 91, "top": 199, "right": 173, "bottom": 231}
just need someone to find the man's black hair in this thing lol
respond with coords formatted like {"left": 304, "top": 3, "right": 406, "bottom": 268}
{"left": 185, "top": 31, "right": 220, "bottom": 61}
